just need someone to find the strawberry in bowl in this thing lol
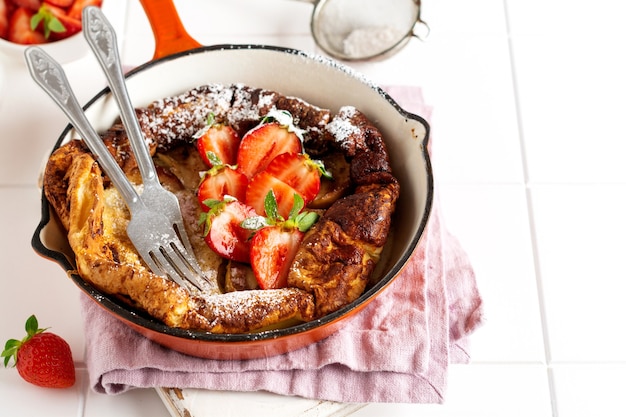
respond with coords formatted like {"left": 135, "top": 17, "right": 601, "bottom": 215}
{"left": 0, "top": 0, "right": 103, "bottom": 64}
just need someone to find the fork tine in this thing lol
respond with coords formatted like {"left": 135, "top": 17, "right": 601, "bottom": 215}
{"left": 162, "top": 240, "right": 205, "bottom": 288}
{"left": 148, "top": 250, "right": 188, "bottom": 289}
{"left": 148, "top": 240, "right": 204, "bottom": 291}
{"left": 139, "top": 249, "right": 183, "bottom": 286}
{"left": 171, "top": 216, "right": 194, "bottom": 257}
{"left": 147, "top": 249, "right": 189, "bottom": 290}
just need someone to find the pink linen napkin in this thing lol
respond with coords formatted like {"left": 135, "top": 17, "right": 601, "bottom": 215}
{"left": 79, "top": 86, "right": 484, "bottom": 403}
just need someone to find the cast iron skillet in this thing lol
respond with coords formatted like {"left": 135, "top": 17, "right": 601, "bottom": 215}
{"left": 31, "top": 2, "right": 433, "bottom": 360}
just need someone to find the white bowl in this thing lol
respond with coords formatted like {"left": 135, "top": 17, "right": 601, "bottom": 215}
{"left": 0, "top": 32, "right": 88, "bottom": 66}
{"left": 0, "top": 2, "right": 110, "bottom": 66}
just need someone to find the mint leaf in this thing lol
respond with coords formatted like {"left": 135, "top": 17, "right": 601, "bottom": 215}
{"left": 264, "top": 190, "right": 280, "bottom": 221}
{"left": 288, "top": 194, "right": 304, "bottom": 220}
{"left": 31, "top": 6, "right": 67, "bottom": 39}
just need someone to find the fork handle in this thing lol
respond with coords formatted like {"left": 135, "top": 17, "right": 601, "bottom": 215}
{"left": 82, "top": 7, "right": 161, "bottom": 191}
{"left": 24, "top": 47, "right": 143, "bottom": 213}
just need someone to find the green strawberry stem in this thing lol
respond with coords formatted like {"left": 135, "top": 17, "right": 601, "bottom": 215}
{"left": 1, "top": 315, "right": 47, "bottom": 368}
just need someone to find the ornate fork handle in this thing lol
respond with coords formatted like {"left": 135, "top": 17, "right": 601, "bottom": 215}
{"left": 83, "top": 7, "right": 160, "bottom": 188}
{"left": 24, "top": 47, "right": 143, "bottom": 214}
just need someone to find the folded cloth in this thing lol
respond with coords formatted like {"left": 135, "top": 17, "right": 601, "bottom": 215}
{"left": 80, "top": 86, "right": 484, "bottom": 403}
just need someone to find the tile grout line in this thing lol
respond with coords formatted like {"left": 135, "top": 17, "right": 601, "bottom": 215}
{"left": 502, "top": 1, "right": 558, "bottom": 416}
{"left": 77, "top": 342, "right": 89, "bottom": 417}
{"left": 76, "top": 369, "right": 88, "bottom": 417}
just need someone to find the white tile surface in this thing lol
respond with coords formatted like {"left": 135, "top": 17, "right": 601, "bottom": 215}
{"left": 551, "top": 364, "right": 626, "bottom": 417}
{"left": 375, "top": 35, "right": 523, "bottom": 185}
{"left": 1, "top": 0, "right": 625, "bottom": 415}
{"left": 0, "top": 188, "right": 86, "bottom": 363}
{"left": 438, "top": 184, "right": 545, "bottom": 363}
{"left": 354, "top": 364, "right": 553, "bottom": 417}
{"left": 84, "top": 385, "right": 171, "bottom": 417}
{"left": 530, "top": 184, "right": 626, "bottom": 363}
{"left": 511, "top": 33, "right": 626, "bottom": 184}
{"left": 425, "top": 0, "right": 508, "bottom": 35}
{"left": 0, "top": 367, "right": 85, "bottom": 417}
{"left": 506, "top": 0, "right": 626, "bottom": 37}
{"left": 508, "top": 0, "right": 626, "bottom": 184}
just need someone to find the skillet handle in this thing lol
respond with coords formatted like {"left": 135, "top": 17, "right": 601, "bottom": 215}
{"left": 138, "top": 0, "right": 202, "bottom": 60}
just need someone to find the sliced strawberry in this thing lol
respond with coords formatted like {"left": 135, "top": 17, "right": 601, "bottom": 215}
{"left": 263, "top": 152, "right": 323, "bottom": 205}
{"left": 10, "top": 0, "right": 41, "bottom": 11}
{"left": 196, "top": 122, "right": 240, "bottom": 168}
{"left": 197, "top": 166, "right": 248, "bottom": 210}
{"left": 8, "top": 7, "right": 46, "bottom": 44}
{"left": 241, "top": 192, "right": 319, "bottom": 290}
{"left": 44, "top": 0, "right": 72, "bottom": 7}
{"left": 246, "top": 171, "right": 299, "bottom": 219}
{"left": 0, "top": 0, "right": 9, "bottom": 39}
{"left": 236, "top": 121, "right": 302, "bottom": 179}
{"left": 200, "top": 199, "right": 257, "bottom": 262}
{"left": 249, "top": 226, "right": 303, "bottom": 289}
{"left": 67, "top": 0, "right": 102, "bottom": 20}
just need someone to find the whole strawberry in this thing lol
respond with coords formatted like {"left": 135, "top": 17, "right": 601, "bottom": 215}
{"left": 2, "top": 315, "right": 75, "bottom": 388}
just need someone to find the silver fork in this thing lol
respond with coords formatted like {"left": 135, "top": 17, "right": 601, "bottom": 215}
{"left": 81, "top": 7, "right": 195, "bottom": 255}
{"left": 25, "top": 47, "right": 206, "bottom": 292}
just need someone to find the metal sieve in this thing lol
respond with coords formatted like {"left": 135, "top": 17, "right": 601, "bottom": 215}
{"left": 298, "top": 0, "right": 429, "bottom": 60}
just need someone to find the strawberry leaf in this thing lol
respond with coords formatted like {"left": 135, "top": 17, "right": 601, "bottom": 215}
{"left": 201, "top": 198, "right": 225, "bottom": 212}
{"left": 198, "top": 199, "right": 223, "bottom": 236}
{"left": 25, "top": 315, "right": 38, "bottom": 336}
{"left": 198, "top": 212, "right": 210, "bottom": 237}
{"left": 243, "top": 191, "right": 319, "bottom": 233}
{"left": 2, "top": 339, "right": 20, "bottom": 367}
{"left": 48, "top": 17, "right": 65, "bottom": 34}
{"left": 2, "top": 315, "right": 47, "bottom": 368}
{"left": 199, "top": 197, "right": 241, "bottom": 236}
{"left": 30, "top": 13, "right": 44, "bottom": 31}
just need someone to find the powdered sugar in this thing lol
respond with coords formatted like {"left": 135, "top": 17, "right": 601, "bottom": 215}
{"left": 136, "top": 83, "right": 368, "bottom": 154}
{"left": 325, "top": 106, "right": 360, "bottom": 146}
{"left": 139, "top": 84, "right": 235, "bottom": 147}
{"left": 196, "top": 288, "right": 312, "bottom": 332}
{"left": 342, "top": 26, "right": 405, "bottom": 58}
